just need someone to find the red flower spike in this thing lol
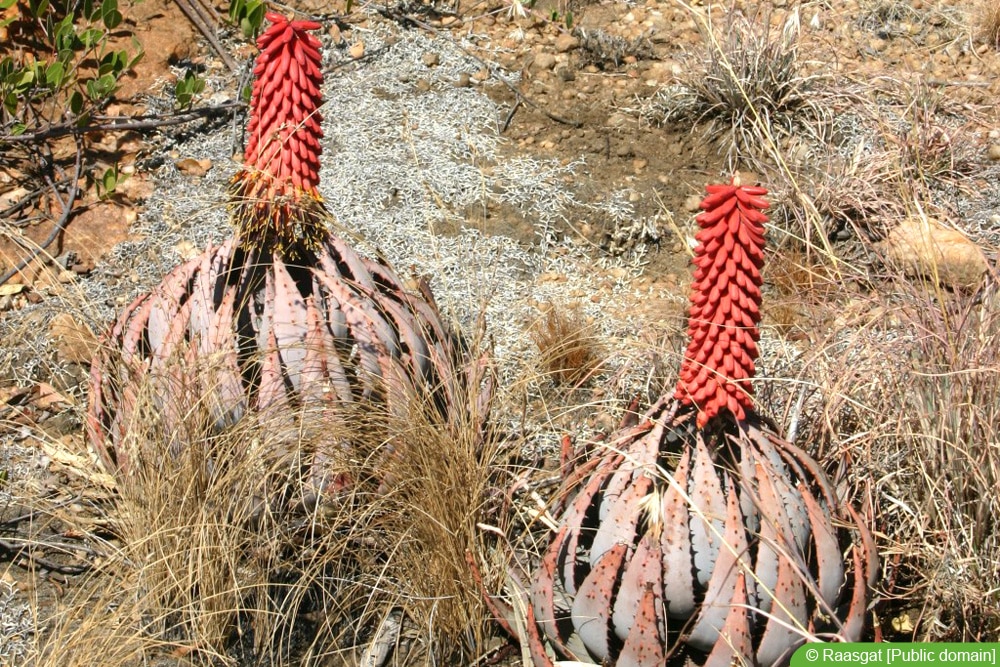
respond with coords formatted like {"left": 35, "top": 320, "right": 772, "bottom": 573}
{"left": 674, "top": 179, "right": 769, "bottom": 427}
{"left": 230, "top": 13, "right": 328, "bottom": 254}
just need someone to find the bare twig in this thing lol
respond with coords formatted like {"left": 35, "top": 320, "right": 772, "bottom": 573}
{"left": 0, "top": 137, "right": 83, "bottom": 287}
{"left": 0, "top": 101, "right": 243, "bottom": 144}
{"left": 0, "top": 537, "right": 93, "bottom": 575}
{"left": 172, "top": 0, "right": 240, "bottom": 73}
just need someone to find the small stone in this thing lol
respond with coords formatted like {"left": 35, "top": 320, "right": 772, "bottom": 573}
{"left": 174, "top": 158, "right": 211, "bottom": 177}
{"left": 555, "top": 65, "right": 575, "bottom": 81}
{"left": 606, "top": 112, "right": 630, "bottom": 128}
{"left": 349, "top": 41, "right": 365, "bottom": 59}
{"left": 441, "top": 15, "right": 458, "bottom": 26}
{"left": 554, "top": 34, "right": 579, "bottom": 52}
{"left": 473, "top": 67, "right": 490, "bottom": 82}
{"left": 683, "top": 194, "right": 702, "bottom": 212}
{"left": 988, "top": 144, "right": 1000, "bottom": 161}
{"left": 415, "top": 78, "right": 431, "bottom": 92}
{"left": 328, "top": 24, "right": 344, "bottom": 44}
{"left": 454, "top": 72, "right": 471, "bottom": 88}
{"left": 533, "top": 52, "right": 556, "bottom": 71}
{"left": 421, "top": 51, "right": 440, "bottom": 67}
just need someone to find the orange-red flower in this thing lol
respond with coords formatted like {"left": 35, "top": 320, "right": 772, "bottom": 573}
{"left": 230, "top": 13, "right": 328, "bottom": 253}
{"left": 674, "top": 179, "right": 768, "bottom": 426}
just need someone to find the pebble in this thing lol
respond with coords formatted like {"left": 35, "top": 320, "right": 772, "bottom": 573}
{"left": 554, "top": 34, "right": 579, "bottom": 52}
{"left": 421, "top": 52, "right": 440, "bottom": 67}
{"left": 988, "top": 144, "right": 1000, "bottom": 161}
{"left": 454, "top": 72, "right": 471, "bottom": 88}
{"left": 349, "top": 41, "right": 365, "bottom": 59}
{"left": 533, "top": 52, "right": 556, "bottom": 70}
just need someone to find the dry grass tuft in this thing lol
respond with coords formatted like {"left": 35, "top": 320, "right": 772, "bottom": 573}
{"left": 647, "top": 4, "right": 831, "bottom": 161}
{"left": 530, "top": 302, "right": 605, "bottom": 387}
{"left": 778, "top": 276, "right": 1000, "bottom": 641}
{"left": 980, "top": 0, "right": 1000, "bottom": 47}
{"left": 29, "top": 330, "right": 506, "bottom": 666}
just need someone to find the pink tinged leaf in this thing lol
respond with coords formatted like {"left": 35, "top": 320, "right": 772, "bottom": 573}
{"left": 119, "top": 295, "right": 153, "bottom": 365}
{"left": 752, "top": 460, "right": 789, "bottom": 615}
{"left": 321, "top": 270, "right": 402, "bottom": 360}
{"left": 589, "top": 472, "right": 651, "bottom": 566}
{"left": 599, "top": 415, "right": 667, "bottom": 520}
{"left": 689, "top": 435, "right": 727, "bottom": 588}
{"left": 755, "top": 546, "right": 809, "bottom": 667}
{"left": 701, "top": 570, "right": 753, "bottom": 667}
{"left": 660, "top": 446, "right": 696, "bottom": 619}
{"left": 204, "top": 285, "right": 247, "bottom": 425}
{"left": 841, "top": 504, "right": 875, "bottom": 642}
{"left": 612, "top": 533, "right": 663, "bottom": 642}
{"left": 145, "top": 263, "right": 196, "bottom": 355}
{"left": 320, "top": 285, "right": 350, "bottom": 340}
{"left": 687, "top": 483, "right": 750, "bottom": 651}
{"left": 271, "top": 257, "right": 310, "bottom": 393}
{"left": 617, "top": 584, "right": 666, "bottom": 667}
{"left": 525, "top": 604, "right": 558, "bottom": 667}
{"left": 327, "top": 236, "right": 376, "bottom": 289}
{"left": 257, "top": 326, "right": 288, "bottom": 412}
{"left": 186, "top": 244, "right": 222, "bottom": 355}
{"left": 298, "top": 295, "right": 335, "bottom": 402}
{"left": 800, "top": 483, "right": 845, "bottom": 610}
{"left": 314, "top": 273, "right": 395, "bottom": 397}
{"left": 374, "top": 293, "right": 434, "bottom": 385}
{"left": 531, "top": 525, "right": 582, "bottom": 659}
{"left": 401, "top": 290, "right": 453, "bottom": 349}
{"left": 570, "top": 541, "right": 627, "bottom": 662}
{"left": 556, "top": 457, "right": 621, "bottom": 597}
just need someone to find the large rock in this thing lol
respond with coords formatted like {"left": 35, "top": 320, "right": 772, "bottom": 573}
{"left": 882, "top": 216, "right": 989, "bottom": 290}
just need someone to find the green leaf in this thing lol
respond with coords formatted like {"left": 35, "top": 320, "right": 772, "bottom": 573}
{"left": 11, "top": 122, "right": 26, "bottom": 136}
{"left": 0, "top": 0, "right": 17, "bottom": 10}
{"left": 565, "top": 10, "right": 572, "bottom": 29}
{"left": 3, "top": 92, "right": 16, "bottom": 116}
{"left": 102, "top": 8, "right": 122, "bottom": 29}
{"left": 27, "top": 0, "right": 49, "bottom": 18}
{"left": 69, "top": 90, "right": 84, "bottom": 114}
{"left": 45, "top": 61, "right": 64, "bottom": 87}
{"left": 101, "top": 166, "right": 118, "bottom": 195}
{"left": 101, "top": 0, "right": 122, "bottom": 28}
{"left": 80, "top": 27, "right": 103, "bottom": 49}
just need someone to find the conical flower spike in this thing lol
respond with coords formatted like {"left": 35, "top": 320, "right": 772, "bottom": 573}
{"left": 230, "top": 12, "right": 328, "bottom": 255}
{"left": 675, "top": 178, "right": 768, "bottom": 427}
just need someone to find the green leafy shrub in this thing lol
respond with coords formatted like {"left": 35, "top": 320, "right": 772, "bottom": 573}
{"left": 0, "top": 0, "right": 142, "bottom": 137}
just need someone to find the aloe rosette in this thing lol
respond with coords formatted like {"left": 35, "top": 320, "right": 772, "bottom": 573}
{"left": 511, "top": 179, "right": 875, "bottom": 666}
{"left": 87, "top": 14, "right": 490, "bottom": 490}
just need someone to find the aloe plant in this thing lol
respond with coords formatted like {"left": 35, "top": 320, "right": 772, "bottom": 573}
{"left": 88, "top": 14, "right": 491, "bottom": 496}
{"left": 509, "top": 179, "right": 874, "bottom": 666}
